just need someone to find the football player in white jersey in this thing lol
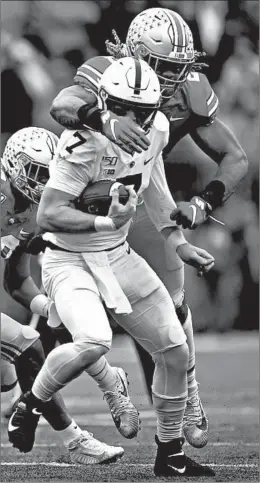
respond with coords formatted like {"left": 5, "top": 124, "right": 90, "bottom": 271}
{"left": 1, "top": 128, "right": 124, "bottom": 464}
{"left": 18, "top": 58, "right": 215, "bottom": 477}
{"left": 3, "top": 128, "right": 142, "bottom": 447}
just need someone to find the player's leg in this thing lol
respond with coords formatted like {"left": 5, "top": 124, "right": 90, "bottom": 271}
{"left": 28, "top": 252, "right": 138, "bottom": 440}
{"left": 31, "top": 285, "right": 113, "bottom": 401}
{"left": 128, "top": 203, "right": 208, "bottom": 447}
{"left": 1, "top": 360, "right": 18, "bottom": 393}
{"left": 4, "top": 313, "right": 124, "bottom": 463}
{"left": 47, "top": 288, "right": 140, "bottom": 439}
{"left": 110, "top": 244, "right": 213, "bottom": 476}
{"left": 110, "top": 246, "right": 189, "bottom": 475}
{"left": 1, "top": 314, "right": 73, "bottom": 450}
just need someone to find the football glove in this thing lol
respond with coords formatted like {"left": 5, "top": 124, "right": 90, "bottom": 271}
{"left": 170, "top": 196, "right": 212, "bottom": 229}
{"left": 100, "top": 111, "right": 150, "bottom": 155}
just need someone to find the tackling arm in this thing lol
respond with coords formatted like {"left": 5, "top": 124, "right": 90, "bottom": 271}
{"left": 50, "top": 83, "right": 150, "bottom": 154}
{"left": 4, "top": 244, "right": 49, "bottom": 316}
{"left": 171, "top": 118, "right": 248, "bottom": 229}
{"left": 50, "top": 85, "right": 98, "bottom": 130}
{"left": 191, "top": 117, "right": 248, "bottom": 206}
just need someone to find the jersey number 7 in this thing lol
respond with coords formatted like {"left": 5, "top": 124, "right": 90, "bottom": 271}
{"left": 65, "top": 132, "right": 86, "bottom": 154}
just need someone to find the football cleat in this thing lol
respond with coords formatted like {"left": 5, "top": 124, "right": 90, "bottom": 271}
{"left": 183, "top": 388, "right": 209, "bottom": 448}
{"left": 103, "top": 367, "right": 140, "bottom": 439}
{"left": 154, "top": 435, "right": 215, "bottom": 477}
{"left": 8, "top": 393, "right": 42, "bottom": 453}
{"left": 68, "top": 430, "right": 124, "bottom": 465}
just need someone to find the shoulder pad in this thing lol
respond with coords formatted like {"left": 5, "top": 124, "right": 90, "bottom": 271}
{"left": 153, "top": 111, "right": 169, "bottom": 133}
{"left": 183, "top": 72, "right": 219, "bottom": 120}
{"left": 151, "top": 112, "right": 169, "bottom": 150}
{"left": 74, "top": 56, "right": 115, "bottom": 94}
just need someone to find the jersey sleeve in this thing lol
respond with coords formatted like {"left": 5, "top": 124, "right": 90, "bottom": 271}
{"left": 74, "top": 56, "right": 114, "bottom": 96}
{"left": 142, "top": 154, "right": 177, "bottom": 232}
{"left": 185, "top": 72, "right": 219, "bottom": 125}
{"left": 46, "top": 130, "right": 97, "bottom": 197}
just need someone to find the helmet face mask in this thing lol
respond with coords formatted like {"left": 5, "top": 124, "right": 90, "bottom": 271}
{"left": 99, "top": 58, "right": 161, "bottom": 132}
{"left": 16, "top": 153, "right": 50, "bottom": 204}
{"left": 136, "top": 45, "right": 193, "bottom": 97}
{"left": 126, "top": 8, "right": 195, "bottom": 98}
{"left": 2, "top": 127, "right": 58, "bottom": 204}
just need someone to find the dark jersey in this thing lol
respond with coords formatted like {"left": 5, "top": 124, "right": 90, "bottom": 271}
{"left": 1, "top": 169, "right": 37, "bottom": 259}
{"left": 74, "top": 56, "right": 219, "bottom": 159}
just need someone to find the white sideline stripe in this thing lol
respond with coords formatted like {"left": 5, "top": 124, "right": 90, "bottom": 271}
{"left": 0, "top": 462, "right": 258, "bottom": 468}
{"left": 1, "top": 442, "right": 259, "bottom": 448}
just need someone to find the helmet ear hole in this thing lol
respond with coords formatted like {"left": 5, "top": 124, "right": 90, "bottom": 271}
{"left": 135, "top": 44, "right": 149, "bottom": 59}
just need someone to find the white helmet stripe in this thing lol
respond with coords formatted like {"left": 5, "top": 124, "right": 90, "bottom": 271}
{"left": 176, "top": 13, "right": 186, "bottom": 47}
{"left": 166, "top": 10, "right": 178, "bottom": 52}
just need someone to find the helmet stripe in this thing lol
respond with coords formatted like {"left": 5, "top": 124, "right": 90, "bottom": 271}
{"left": 166, "top": 10, "right": 186, "bottom": 50}
{"left": 175, "top": 13, "right": 186, "bottom": 47}
{"left": 134, "top": 59, "right": 142, "bottom": 94}
{"left": 164, "top": 10, "right": 178, "bottom": 52}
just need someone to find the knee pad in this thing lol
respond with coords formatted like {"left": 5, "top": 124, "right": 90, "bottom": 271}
{"left": 72, "top": 323, "right": 113, "bottom": 352}
{"left": 153, "top": 342, "right": 189, "bottom": 371}
{"left": 21, "top": 325, "right": 40, "bottom": 341}
{"left": 73, "top": 339, "right": 110, "bottom": 366}
{"left": 1, "top": 316, "right": 39, "bottom": 364}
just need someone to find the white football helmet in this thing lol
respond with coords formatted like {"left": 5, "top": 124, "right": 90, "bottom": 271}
{"left": 126, "top": 8, "right": 195, "bottom": 97}
{"left": 2, "top": 127, "right": 58, "bottom": 204}
{"left": 99, "top": 57, "right": 161, "bottom": 132}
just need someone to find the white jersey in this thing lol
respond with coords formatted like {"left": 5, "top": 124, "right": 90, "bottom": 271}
{"left": 44, "top": 111, "right": 177, "bottom": 252}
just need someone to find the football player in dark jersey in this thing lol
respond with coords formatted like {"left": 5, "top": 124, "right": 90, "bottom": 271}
{"left": 1, "top": 127, "right": 124, "bottom": 464}
{"left": 48, "top": 7, "right": 248, "bottom": 454}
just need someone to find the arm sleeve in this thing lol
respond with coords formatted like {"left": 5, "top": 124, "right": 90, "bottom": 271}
{"left": 142, "top": 154, "right": 177, "bottom": 232}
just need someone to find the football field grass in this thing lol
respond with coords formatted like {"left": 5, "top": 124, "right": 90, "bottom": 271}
{"left": 1, "top": 332, "right": 259, "bottom": 482}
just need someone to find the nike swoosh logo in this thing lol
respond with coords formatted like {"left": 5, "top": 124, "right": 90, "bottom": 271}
{"left": 189, "top": 205, "right": 197, "bottom": 227}
{"left": 19, "top": 229, "right": 30, "bottom": 238}
{"left": 170, "top": 117, "right": 184, "bottom": 122}
{"left": 8, "top": 412, "right": 19, "bottom": 432}
{"left": 32, "top": 148, "right": 41, "bottom": 152}
{"left": 144, "top": 156, "right": 153, "bottom": 166}
{"left": 168, "top": 464, "right": 186, "bottom": 474}
{"left": 32, "top": 408, "right": 42, "bottom": 416}
{"left": 110, "top": 119, "right": 119, "bottom": 141}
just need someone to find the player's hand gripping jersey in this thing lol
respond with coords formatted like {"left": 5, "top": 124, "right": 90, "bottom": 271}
{"left": 74, "top": 56, "right": 219, "bottom": 157}
{"left": 44, "top": 110, "right": 177, "bottom": 252}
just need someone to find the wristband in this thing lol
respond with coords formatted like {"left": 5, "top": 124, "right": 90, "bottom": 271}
{"left": 77, "top": 105, "right": 103, "bottom": 132}
{"left": 30, "top": 294, "right": 50, "bottom": 318}
{"left": 200, "top": 180, "right": 226, "bottom": 210}
{"left": 94, "top": 216, "right": 116, "bottom": 232}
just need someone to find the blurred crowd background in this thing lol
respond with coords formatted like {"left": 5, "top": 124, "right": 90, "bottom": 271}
{"left": 1, "top": 0, "right": 259, "bottom": 332}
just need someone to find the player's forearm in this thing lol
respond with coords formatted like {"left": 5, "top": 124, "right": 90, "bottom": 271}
{"left": 50, "top": 85, "right": 99, "bottom": 130}
{"left": 50, "top": 95, "right": 87, "bottom": 130}
{"left": 37, "top": 205, "right": 96, "bottom": 233}
{"left": 191, "top": 118, "right": 248, "bottom": 207}
{"left": 207, "top": 149, "right": 248, "bottom": 204}
{"left": 161, "top": 226, "right": 188, "bottom": 249}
